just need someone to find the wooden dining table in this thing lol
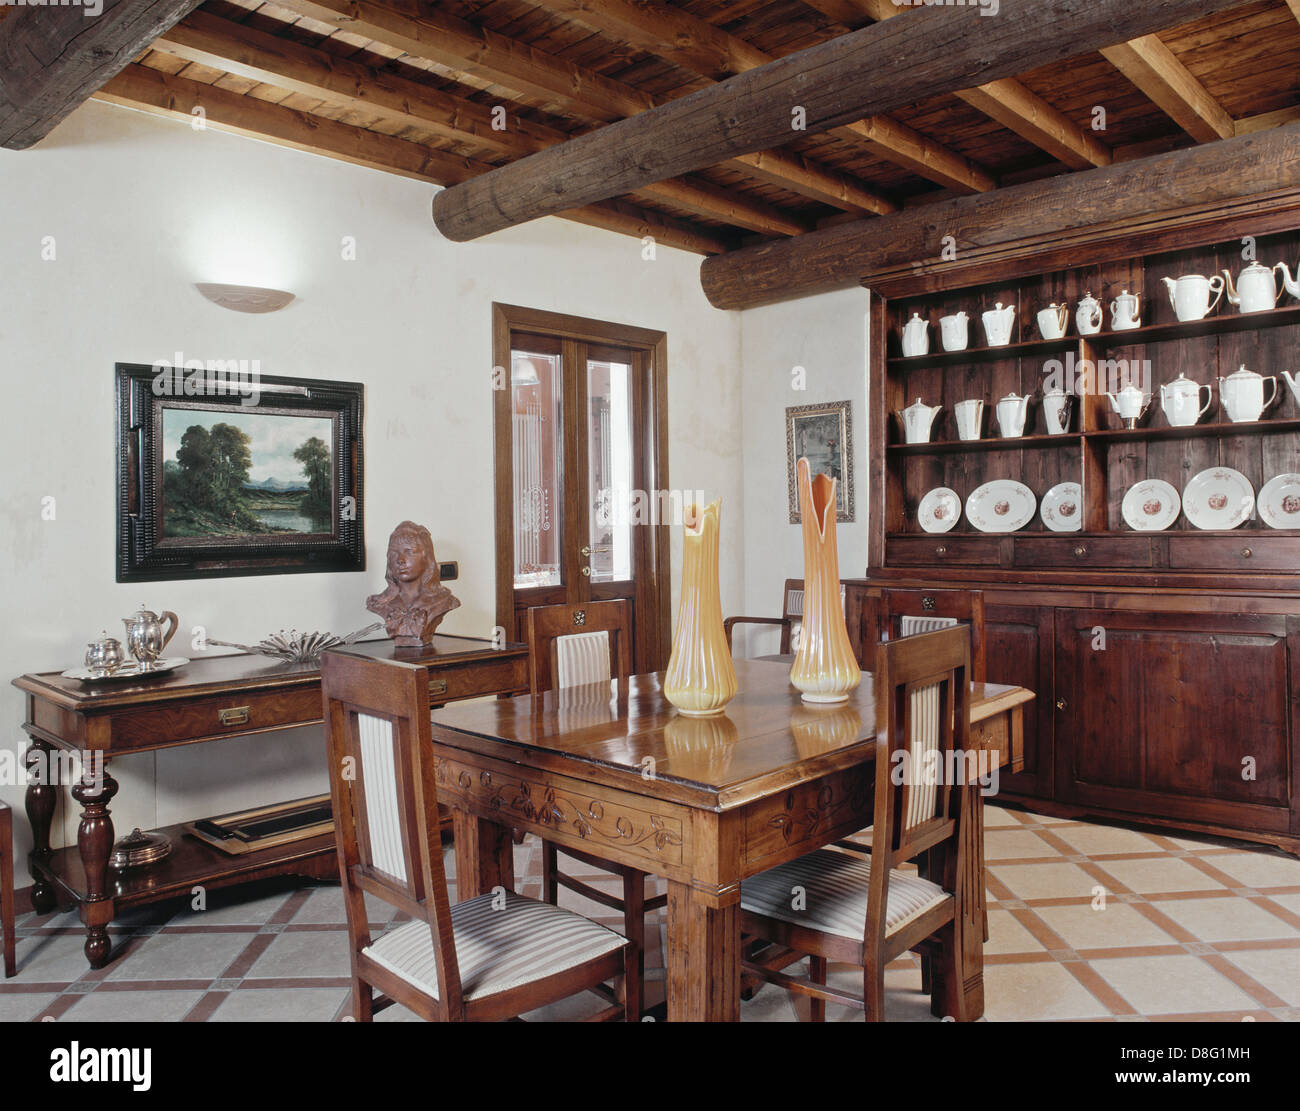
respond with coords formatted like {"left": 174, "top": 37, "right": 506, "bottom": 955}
{"left": 429, "top": 658, "right": 1034, "bottom": 1021}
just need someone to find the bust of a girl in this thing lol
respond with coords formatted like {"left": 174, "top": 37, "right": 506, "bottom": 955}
{"left": 366, "top": 521, "right": 461, "bottom": 646}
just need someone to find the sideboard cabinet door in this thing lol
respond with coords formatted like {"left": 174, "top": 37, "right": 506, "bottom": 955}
{"left": 985, "top": 604, "right": 1054, "bottom": 800}
{"left": 1053, "top": 608, "right": 1294, "bottom": 837}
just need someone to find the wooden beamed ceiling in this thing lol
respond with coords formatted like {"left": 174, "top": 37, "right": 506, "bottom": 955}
{"left": 3, "top": 0, "right": 1296, "bottom": 286}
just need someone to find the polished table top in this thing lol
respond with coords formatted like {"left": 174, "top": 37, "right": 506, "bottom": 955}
{"left": 430, "top": 658, "right": 1034, "bottom": 811}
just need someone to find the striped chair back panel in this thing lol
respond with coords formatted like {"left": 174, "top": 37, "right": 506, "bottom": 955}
{"left": 554, "top": 630, "right": 613, "bottom": 689}
{"left": 899, "top": 614, "right": 959, "bottom": 639}
{"left": 903, "top": 682, "right": 943, "bottom": 832}
{"left": 358, "top": 712, "right": 407, "bottom": 884}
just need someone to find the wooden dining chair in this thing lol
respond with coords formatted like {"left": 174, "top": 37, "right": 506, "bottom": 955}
{"left": 865, "top": 587, "right": 986, "bottom": 683}
{"left": 525, "top": 600, "right": 662, "bottom": 1018}
{"left": 322, "top": 650, "right": 631, "bottom": 1021}
{"left": 724, "top": 578, "right": 849, "bottom": 655}
{"left": 740, "top": 625, "right": 978, "bottom": 1021}
{"left": 0, "top": 801, "right": 15, "bottom": 978}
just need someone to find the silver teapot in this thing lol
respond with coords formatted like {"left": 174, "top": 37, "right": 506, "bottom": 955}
{"left": 122, "top": 605, "right": 179, "bottom": 672}
{"left": 84, "top": 632, "right": 125, "bottom": 677}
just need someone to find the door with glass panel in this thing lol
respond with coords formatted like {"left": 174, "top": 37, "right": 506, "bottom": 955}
{"left": 494, "top": 306, "right": 670, "bottom": 675}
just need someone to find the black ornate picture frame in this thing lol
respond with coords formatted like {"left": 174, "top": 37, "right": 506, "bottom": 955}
{"left": 116, "top": 362, "right": 365, "bottom": 582}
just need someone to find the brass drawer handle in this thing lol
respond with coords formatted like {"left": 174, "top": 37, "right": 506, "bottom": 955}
{"left": 429, "top": 679, "right": 448, "bottom": 696}
{"left": 1073, "top": 545, "right": 1087, "bottom": 558}
{"left": 218, "top": 705, "right": 250, "bottom": 727}
{"left": 935, "top": 545, "right": 947, "bottom": 556}
{"left": 1241, "top": 547, "right": 1252, "bottom": 558}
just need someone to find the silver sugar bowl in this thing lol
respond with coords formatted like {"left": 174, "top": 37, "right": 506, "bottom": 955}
{"left": 84, "top": 632, "right": 125, "bottom": 678}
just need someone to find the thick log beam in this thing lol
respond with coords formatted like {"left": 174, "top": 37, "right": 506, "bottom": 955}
{"left": 0, "top": 0, "right": 203, "bottom": 149}
{"left": 432, "top": 0, "right": 1243, "bottom": 242}
{"left": 699, "top": 123, "right": 1300, "bottom": 309}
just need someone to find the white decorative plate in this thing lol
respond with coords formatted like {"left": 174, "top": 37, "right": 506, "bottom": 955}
{"left": 917, "top": 487, "right": 961, "bottom": 534}
{"left": 1040, "top": 482, "right": 1083, "bottom": 532}
{"left": 1257, "top": 473, "right": 1300, "bottom": 530}
{"left": 1121, "top": 479, "right": 1180, "bottom": 532}
{"left": 965, "top": 479, "right": 1036, "bottom": 533}
{"left": 1183, "top": 467, "right": 1255, "bottom": 530}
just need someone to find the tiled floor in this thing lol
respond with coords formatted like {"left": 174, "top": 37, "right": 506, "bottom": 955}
{"left": 3, "top": 804, "right": 1298, "bottom": 1022}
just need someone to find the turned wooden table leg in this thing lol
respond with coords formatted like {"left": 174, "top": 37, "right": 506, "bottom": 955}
{"left": 451, "top": 809, "right": 514, "bottom": 901}
{"left": 666, "top": 881, "right": 740, "bottom": 1022}
{"left": 71, "top": 760, "right": 118, "bottom": 969}
{"left": 24, "top": 739, "right": 58, "bottom": 916}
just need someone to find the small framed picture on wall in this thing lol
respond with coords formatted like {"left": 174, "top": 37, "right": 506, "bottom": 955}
{"left": 786, "top": 400, "right": 854, "bottom": 524}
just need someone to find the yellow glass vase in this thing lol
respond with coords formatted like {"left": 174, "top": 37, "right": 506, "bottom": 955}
{"left": 790, "top": 457, "right": 862, "bottom": 704}
{"left": 664, "top": 499, "right": 738, "bottom": 717}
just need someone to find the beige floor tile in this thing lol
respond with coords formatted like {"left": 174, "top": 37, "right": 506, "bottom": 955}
{"left": 981, "top": 961, "right": 1113, "bottom": 1020}
{"left": 0, "top": 992, "right": 60, "bottom": 1021}
{"left": 62, "top": 989, "right": 206, "bottom": 1021}
{"left": 984, "top": 909, "right": 1048, "bottom": 956}
{"left": 168, "top": 886, "right": 296, "bottom": 927}
{"left": 1043, "top": 823, "right": 1168, "bottom": 857}
{"left": 1150, "top": 897, "right": 1300, "bottom": 943}
{"left": 984, "top": 828, "right": 1058, "bottom": 861}
{"left": 1090, "top": 856, "right": 1230, "bottom": 895}
{"left": 9, "top": 934, "right": 98, "bottom": 985}
{"left": 984, "top": 805, "right": 1023, "bottom": 829}
{"left": 1197, "top": 851, "right": 1300, "bottom": 890}
{"left": 244, "top": 929, "right": 351, "bottom": 979}
{"left": 1267, "top": 894, "right": 1300, "bottom": 917}
{"left": 104, "top": 930, "right": 253, "bottom": 982}
{"left": 1220, "top": 947, "right": 1300, "bottom": 1006}
{"left": 290, "top": 886, "right": 394, "bottom": 926}
{"left": 1090, "top": 954, "right": 1257, "bottom": 1015}
{"left": 1033, "top": 902, "right": 1181, "bottom": 951}
{"left": 987, "top": 860, "right": 1098, "bottom": 901}
{"left": 208, "top": 986, "right": 351, "bottom": 1022}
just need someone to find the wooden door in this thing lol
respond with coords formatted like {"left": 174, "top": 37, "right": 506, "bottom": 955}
{"left": 493, "top": 306, "right": 671, "bottom": 674}
{"left": 1053, "top": 608, "right": 1295, "bottom": 836}
{"left": 985, "top": 603, "right": 1055, "bottom": 799}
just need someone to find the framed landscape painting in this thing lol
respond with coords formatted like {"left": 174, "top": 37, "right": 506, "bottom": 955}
{"left": 116, "top": 363, "right": 365, "bottom": 581}
{"left": 786, "top": 400, "right": 854, "bottom": 523}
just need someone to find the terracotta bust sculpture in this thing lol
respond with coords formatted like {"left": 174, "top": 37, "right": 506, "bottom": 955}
{"left": 366, "top": 521, "right": 461, "bottom": 646}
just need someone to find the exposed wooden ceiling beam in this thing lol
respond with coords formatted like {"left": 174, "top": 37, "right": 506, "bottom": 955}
{"left": 699, "top": 123, "right": 1300, "bottom": 309}
{"left": 1100, "top": 35, "right": 1235, "bottom": 142}
{"left": 846, "top": 0, "right": 1112, "bottom": 169}
{"left": 530, "top": 0, "right": 995, "bottom": 192}
{"left": 92, "top": 63, "right": 734, "bottom": 255}
{"left": 1284, "top": 0, "right": 1300, "bottom": 24}
{"left": 272, "top": 0, "right": 894, "bottom": 216}
{"left": 0, "top": 0, "right": 203, "bottom": 149}
{"left": 432, "top": 0, "right": 1242, "bottom": 243}
{"left": 151, "top": 12, "right": 807, "bottom": 237}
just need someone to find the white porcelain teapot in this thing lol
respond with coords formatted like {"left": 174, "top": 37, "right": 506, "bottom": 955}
{"left": 939, "top": 311, "right": 970, "bottom": 352}
{"left": 1075, "top": 292, "right": 1103, "bottom": 335}
{"left": 982, "top": 302, "right": 1016, "bottom": 347}
{"left": 1158, "top": 373, "right": 1213, "bottom": 428}
{"left": 1106, "top": 383, "right": 1151, "bottom": 428}
{"left": 1282, "top": 371, "right": 1300, "bottom": 408}
{"left": 1036, "top": 303, "right": 1069, "bottom": 340}
{"left": 898, "top": 398, "right": 942, "bottom": 444}
{"left": 995, "top": 392, "right": 1030, "bottom": 438}
{"left": 1218, "top": 364, "right": 1278, "bottom": 423}
{"left": 1223, "top": 261, "right": 1282, "bottom": 314}
{"left": 1277, "top": 262, "right": 1300, "bottom": 302}
{"left": 1110, "top": 289, "right": 1142, "bottom": 330}
{"left": 901, "top": 312, "right": 929, "bottom": 357}
{"left": 1162, "top": 273, "right": 1224, "bottom": 322}
{"left": 1041, "top": 387, "right": 1072, "bottom": 435}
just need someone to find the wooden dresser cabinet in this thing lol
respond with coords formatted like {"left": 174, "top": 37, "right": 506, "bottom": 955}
{"left": 863, "top": 217, "right": 1300, "bottom": 856}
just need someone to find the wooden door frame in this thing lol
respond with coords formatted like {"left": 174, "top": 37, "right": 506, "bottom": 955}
{"left": 492, "top": 302, "right": 672, "bottom": 671}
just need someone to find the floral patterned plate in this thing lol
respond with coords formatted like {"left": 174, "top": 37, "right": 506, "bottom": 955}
{"left": 965, "top": 480, "right": 1036, "bottom": 533}
{"left": 1121, "top": 479, "right": 1180, "bottom": 532}
{"left": 1040, "top": 482, "right": 1083, "bottom": 532}
{"left": 917, "top": 487, "right": 961, "bottom": 534}
{"left": 1183, "top": 467, "right": 1254, "bottom": 531}
{"left": 1257, "top": 473, "right": 1300, "bottom": 530}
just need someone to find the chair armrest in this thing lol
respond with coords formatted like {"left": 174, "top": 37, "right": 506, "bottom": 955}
{"left": 723, "top": 615, "right": 789, "bottom": 650}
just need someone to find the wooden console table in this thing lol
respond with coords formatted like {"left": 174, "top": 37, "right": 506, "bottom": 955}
{"left": 13, "top": 635, "right": 528, "bottom": 968}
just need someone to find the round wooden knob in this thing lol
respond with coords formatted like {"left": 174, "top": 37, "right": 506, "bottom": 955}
{"left": 1073, "top": 545, "right": 1087, "bottom": 558}
{"left": 1241, "top": 547, "right": 1252, "bottom": 558}
{"left": 935, "top": 545, "right": 947, "bottom": 556}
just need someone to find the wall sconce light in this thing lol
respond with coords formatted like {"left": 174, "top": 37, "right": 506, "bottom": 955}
{"left": 195, "top": 282, "right": 296, "bottom": 313}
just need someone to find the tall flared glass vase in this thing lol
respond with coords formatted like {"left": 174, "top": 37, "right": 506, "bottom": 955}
{"left": 790, "top": 457, "right": 862, "bottom": 704}
{"left": 664, "top": 499, "right": 737, "bottom": 717}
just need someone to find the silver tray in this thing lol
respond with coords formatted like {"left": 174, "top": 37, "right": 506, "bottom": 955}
{"left": 61, "top": 657, "right": 190, "bottom": 683}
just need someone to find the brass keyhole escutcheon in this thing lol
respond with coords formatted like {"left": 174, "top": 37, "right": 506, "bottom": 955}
{"left": 1055, "top": 698, "right": 1067, "bottom": 711}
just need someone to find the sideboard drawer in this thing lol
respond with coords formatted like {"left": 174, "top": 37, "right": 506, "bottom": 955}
{"left": 427, "top": 655, "right": 529, "bottom": 703}
{"left": 889, "top": 536, "right": 1001, "bottom": 566}
{"left": 1014, "top": 536, "right": 1152, "bottom": 568}
{"left": 109, "top": 686, "right": 323, "bottom": 752}
{"left": 1168, "top": 536, "right": 1297, "bottom": 571}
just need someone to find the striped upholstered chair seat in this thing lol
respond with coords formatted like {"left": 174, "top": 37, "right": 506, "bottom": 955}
{"left": 365, "top": 890, "right": 626, "bottom": 1001}
{"left": 741, "top": 849, "right": 951, "bottom": 942}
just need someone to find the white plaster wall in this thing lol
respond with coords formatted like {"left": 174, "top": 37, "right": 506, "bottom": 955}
{"left": 735, "top": 287, "right": 871, "bottom": 657}
{"left": 0, "top": 100, "right": 744, "bottom": 881}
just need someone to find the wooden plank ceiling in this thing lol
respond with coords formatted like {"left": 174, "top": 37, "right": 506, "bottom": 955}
{"left": 80, "top": 0, "right": 1300, "bottom": 257}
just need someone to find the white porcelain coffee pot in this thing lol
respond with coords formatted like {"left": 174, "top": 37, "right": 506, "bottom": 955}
{"left": 1105, "top": 384, "right": 1152, "bottom": 428}
{"left": 1036, "top": 303, "right": 1069, "bottom": 340}
{"left": 1218, "top": 364, "right": 1278, "bottom": 423}
{"left": 1158, "top": 373, "right": 1213, "bottom": 428}
{"left": 982, "top": 302, "right": 1016, "bottom": 347}
{"left": 1075, "top": 292, "right": 1103, "bottom": 335}
{"left": 1222, "top": 261, "right": 1283, "bottom": 314}
{"left": 1110, "top": 289, "right": 1142, "bottom": 330}
{"left": 953, "top": 398, "right": 984, "bottom": 441}
{"left": 1041, "top": 387, "right": 1072, "bottom": 435}
{"left": 1162, "top": 273, "right": 1224, "bottom": 322}
{"left": 901, "top": 312, "right": 929, "bottom": 357}
{"left": 939, "top": 311, "right": 970, "bottom": 352}
{"left": 1277, "top": 262, "right": 1300, "bottom": 302}
{"left": 1281, "top": 371, "right": 1300, "bottom": 408}
{"left": 898, "top": 398, "right": 942, "bottom": 444}
{"left": 995, "top": 393, "right": 1030, "bottom": 438}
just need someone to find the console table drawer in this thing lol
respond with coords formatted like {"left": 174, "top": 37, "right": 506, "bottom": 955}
{"left": 889, "top": 536, "right": 1001, "bottom": 566}
{"left": 109, "top": 686, "right": 323, "bottom": 751}
{"left": 1168, "top": 536, "right": 1296, "bottom": 571}
{"left": 427, "top": 655, "right": 528, "bottom": 702}
{"left": 1014, "top": 536, "right": 1152, "bottom": 568}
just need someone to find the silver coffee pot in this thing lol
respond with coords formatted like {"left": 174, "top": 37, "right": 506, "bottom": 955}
{"left": 122, "top": 605, "right": 179, "bottom": 672}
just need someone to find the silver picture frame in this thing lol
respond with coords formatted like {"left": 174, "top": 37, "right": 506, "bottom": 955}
{"left": 786, "top": 400, "right": 855, "bottom": 524}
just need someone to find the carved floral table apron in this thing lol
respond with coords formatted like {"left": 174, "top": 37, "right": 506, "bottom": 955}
{"left": 430, "top": 658, "right": 1034, "bottom": 1022}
